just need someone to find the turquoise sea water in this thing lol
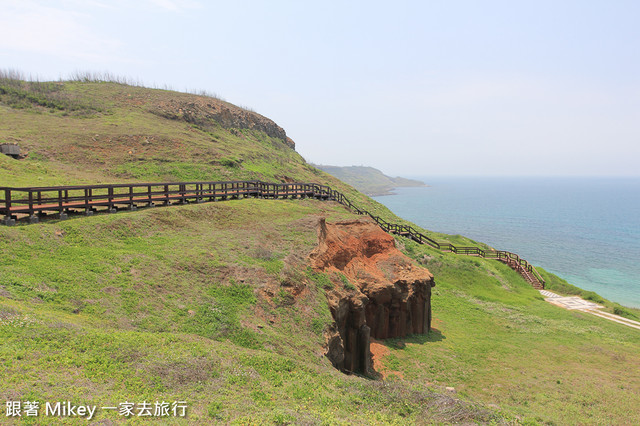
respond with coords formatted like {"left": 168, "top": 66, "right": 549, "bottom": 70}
{"left": 373, "top": 177, "right": 640, "bottom": 308}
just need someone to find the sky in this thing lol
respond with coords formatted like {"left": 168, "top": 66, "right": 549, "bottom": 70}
{"left": 1, "top": 0, "right": 639, "bottom": 177}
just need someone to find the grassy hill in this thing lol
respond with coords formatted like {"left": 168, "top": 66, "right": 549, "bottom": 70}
{"left": 313, "top": 165, "right": 426, "bottom": 196}
{"left": 1, "top": 76, "right": 639, "bottom": 424}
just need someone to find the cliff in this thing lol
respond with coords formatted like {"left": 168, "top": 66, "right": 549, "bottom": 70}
{"left": 310, "top": 217, "right": 435, "bottom": 374}
{"left": 313, "top": 165, "right": 426, "bottom": 196}
{"left": 150, "top": 95, "right": 295, "bottom": 149}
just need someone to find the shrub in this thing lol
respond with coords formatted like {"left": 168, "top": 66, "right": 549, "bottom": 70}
{"left": 253, "top": 246, "right": 274, "bottom": 260}
{"left": 306, "top": 268, "right": 333, "bottom": 290}
{"left": 337, "top": 273, "right": 356, "bottom": 291}
{"left": 311, "top": 317, "right": 327, "bottom": 335}
{"left": 220, "top": 157, "right": 242, "bottom": 168}
{"left": 0, "top": 73, "right": 103, "bottom": 114}
{"left": 279, "top": 264, "right": 305, "bottom": 287}
{"left": 274, "top": 289, "right": 295, "bottom": 307}
{"left": 207, "top": 401, "right": 223, "bottom": 419}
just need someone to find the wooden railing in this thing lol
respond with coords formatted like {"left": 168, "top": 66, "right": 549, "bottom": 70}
{"left": 0, "top": 180, "right": 545, "bottom": 288}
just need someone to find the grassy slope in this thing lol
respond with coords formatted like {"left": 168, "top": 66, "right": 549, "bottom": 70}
{"left": 395, "top": 239, "right": 640, "bottom": 424}
{"left": 1, "top": 80, "right": 639, "bottom": 424}
{"left": 1, "top": 200, "right": 498, "bottom": 424}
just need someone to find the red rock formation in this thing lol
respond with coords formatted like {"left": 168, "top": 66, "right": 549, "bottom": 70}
{"left": 310, "top": 218, "right": 435, "bottom": 374}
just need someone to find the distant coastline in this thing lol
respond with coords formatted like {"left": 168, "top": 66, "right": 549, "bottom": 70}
{"left": 314, "top": 164, "right": 427, "bottom": 196}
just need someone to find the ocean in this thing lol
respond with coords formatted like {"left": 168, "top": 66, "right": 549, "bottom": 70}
{"left": 372, "top": 177, "right": 640, "bottom": 308}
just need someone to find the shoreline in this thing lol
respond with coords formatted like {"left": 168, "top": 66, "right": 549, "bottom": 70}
{"left": 363, "top": 183, "right": 430, "bottom": 197}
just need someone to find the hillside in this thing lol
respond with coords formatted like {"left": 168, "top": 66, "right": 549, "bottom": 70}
{"left": 314, "top": 165, "right": 426, "bottom": 196}
{"left": 1, "top": 77, "right": 639, "bottom": 424}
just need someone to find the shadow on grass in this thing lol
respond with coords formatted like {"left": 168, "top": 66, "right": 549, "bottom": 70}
{"left": 362, "top": 329, "right": 446, "bottom": 380}
{"left": 382, "top": 328, "right": 446, "bottom": 350}
{"left": 423, "top": 327, "right": 446, "bottom": 342}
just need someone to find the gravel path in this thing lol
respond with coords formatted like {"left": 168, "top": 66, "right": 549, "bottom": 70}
{"left": 540, "top": 290, "right": 640, "bottom": 330}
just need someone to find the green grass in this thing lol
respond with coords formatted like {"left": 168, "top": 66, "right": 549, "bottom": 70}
{"left": 0, "top": 76, "right": 103, "bottom": 115}
{"left": 0, "top": 200, "right": 500, "bottom": 424}
{"left": 306, "top": 268, "right": 335, "bottom": 290}
{"left": 386, "top": 236, "right": 640, "bottom": 424}
{"left": 337, "top": 272, "right": 357, "bottom": 291}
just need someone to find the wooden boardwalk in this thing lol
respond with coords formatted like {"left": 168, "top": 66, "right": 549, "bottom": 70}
{"left": 0, "top": 180, "right": 545, "bottom": 289}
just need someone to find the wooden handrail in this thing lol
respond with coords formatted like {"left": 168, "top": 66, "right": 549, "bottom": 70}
{"left": 0, "top": 179, "right": 545, "bottom": 288}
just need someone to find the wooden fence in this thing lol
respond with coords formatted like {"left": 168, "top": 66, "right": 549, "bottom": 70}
{"left": 0, "top": 180, "right": 545, "bottom": 288}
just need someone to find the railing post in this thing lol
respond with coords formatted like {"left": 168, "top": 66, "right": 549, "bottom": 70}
{"left": 4, "top": 188, "right": 11, "bottom": 213}
{"left": 128, "top": 185, "right": 137, "bottom": 211}
{"left": 108, "top": 186, "right": 116, "bottom": 213}
{"left": 27, "top": 190, "right": 33, "bottom": 216}
{"left": 147, "top": 185, "right": 155, "bottom": 207}
{"left": 25, "top": 190, "right": 39, "bottom": 223}
{"left": 2, "top": 188, "right": 15, "bottom": 225}
{"left": 83, "top": 188, "right": 93, "bottom": 216}
{"left": 58, "top": 189, "right": 68, "bottom": 220}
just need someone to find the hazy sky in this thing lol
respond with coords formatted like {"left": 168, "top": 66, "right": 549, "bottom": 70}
{"left": 1, "top": 0, "right": 638, "bottom": 176}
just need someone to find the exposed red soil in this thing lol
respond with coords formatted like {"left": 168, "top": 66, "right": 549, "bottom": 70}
{"left": 370, "top": 338, "right": 404, "bottom": 379}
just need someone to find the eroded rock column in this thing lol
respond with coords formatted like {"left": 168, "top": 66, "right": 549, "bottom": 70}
{"left": 310, "top": 218, "right": 435, "bottom": 374}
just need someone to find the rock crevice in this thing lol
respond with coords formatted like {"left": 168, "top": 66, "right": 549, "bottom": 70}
{"left": 310, "top": 218, "right": 435, "bottom": 374}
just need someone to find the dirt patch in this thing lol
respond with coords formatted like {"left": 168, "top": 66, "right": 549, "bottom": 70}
{"left": 291, "top": 215, "right": 324, "bottom": 232}
{"left": 370, "top": 339, "right": 404, "bottom": 379}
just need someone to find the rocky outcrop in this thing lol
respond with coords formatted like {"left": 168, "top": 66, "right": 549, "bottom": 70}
{"left": 310, "top": 218, "right": 435, "bottom": 374}
{"left": 150, "top": 97, "right": 295, "bottom": 149}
